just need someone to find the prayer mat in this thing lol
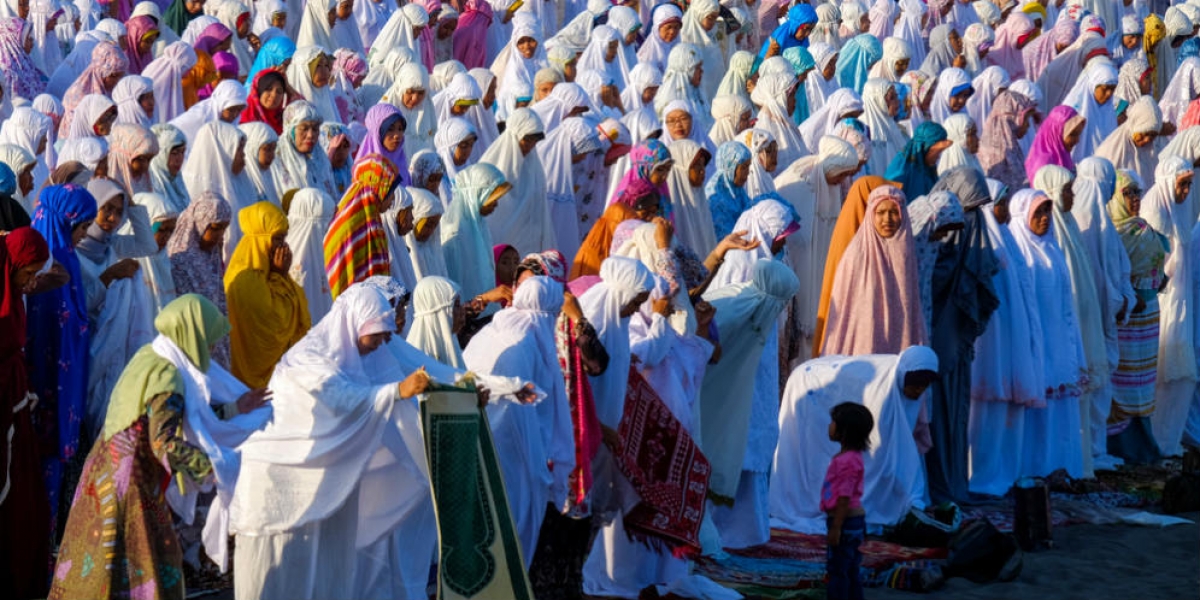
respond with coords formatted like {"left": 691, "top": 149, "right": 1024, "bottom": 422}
{"left": 421, "top": 380, "right": 534, "bottom": 600}
{"left": 611, "top": 366, "right": 711, "bottom": 557}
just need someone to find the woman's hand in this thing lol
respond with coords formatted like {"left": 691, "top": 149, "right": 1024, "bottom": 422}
{"left": 100, "top": 258, "right": 140, "bottom": 287}
{"left": 715, "top": 230, "right": 760, "bottom": 258}
{"left": 398, "top": 367, "right": 431, "bottom": 398}
{"left": 236, "top": 388, "right": 273, "bottom": 414}
{"left": 653, "top": 216, "right": 674, "bottom": 249}
{"left": 476, "top": 385, "right": 491, "bottom": 408}
{"left": 563, "top": 291, "right": 585, "bottom": 322}
{"left": 652, "top": 297, "right": 672, "bottom": 316}
{"left": 514, "top": 382, "right": 538, "bottom": 404}
{"left": 476, "top": 286, "right": 513, "bottom": 306}
{"left": 766, "top": 37, "right": 782, "bottom": 57}
{"left": 270, "top": 244, "right": 292, "bottom": 275}
{"left": 695, "top": 300, "right": 716, "bottom": 333}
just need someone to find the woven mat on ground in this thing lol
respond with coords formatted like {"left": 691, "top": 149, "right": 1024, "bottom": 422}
{"left": 692, "top": 528, "right": 947, "bottom": 594}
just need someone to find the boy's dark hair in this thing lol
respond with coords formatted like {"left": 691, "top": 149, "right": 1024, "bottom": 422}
{"left": 830, "top": 402, "right": 874, "bottom": 452}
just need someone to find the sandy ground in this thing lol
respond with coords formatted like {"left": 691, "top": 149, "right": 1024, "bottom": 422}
{"left": 871, "top": 512, "right": 1200, "bottom": 600}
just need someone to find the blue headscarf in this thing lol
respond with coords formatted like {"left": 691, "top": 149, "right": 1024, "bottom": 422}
{"left": 27, "top": 184, "right": 98, "bottom": 529}
{"left": 885, "top": 121, "right": 948, "bottom": 201}
{"left": 245, "top": 37, "right": 297, "bottom": 91}
{"left": 758, "top": 4, "right": 818, "bottom": 61}
{"left": 706, "top": 141, "right": 755, "bottom": 239}
{"left": 0, "top": 162, "right": 14, "bottom": 196}
{"left": 783, "top": 46, "right": 816, "bottom": 124}
{"left": 835, "top": 34, "right": 884, "bottom": 94}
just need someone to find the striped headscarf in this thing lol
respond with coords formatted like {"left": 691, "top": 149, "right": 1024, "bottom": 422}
{"left": 323, "top": 154, "right": 398, "bottom": 299}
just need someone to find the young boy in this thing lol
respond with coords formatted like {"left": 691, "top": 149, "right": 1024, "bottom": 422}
{"left": 823, "top": 402, "right": 874, "bottom": 600}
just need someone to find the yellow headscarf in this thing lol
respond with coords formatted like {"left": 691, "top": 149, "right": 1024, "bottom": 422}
{"left": 225, "top": 201, "right": 290, "bottom": 289}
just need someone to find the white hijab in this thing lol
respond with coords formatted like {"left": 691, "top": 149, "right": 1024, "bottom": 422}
{"left": 665, "top": 139, "right": 717, "bottom": 256}
{"left": 142, "top": 41, "right": 197, "bottom": 123}
{"left": 180, "top": 121, "right": 256, "bottom": 258}
{"left": 287, "top": 45, "right": 340, "bottom": 124}
{"left": 285, "top": 187, "right": 336, "bottom": 322}
{"left": 404, "top": 186, "right": 449, "bottom": 280}
{"left": 239, "top": 122, "right": 283, "bottom": 206}
{"left": 479, "top": 108, "right": 555, "bottom": 255}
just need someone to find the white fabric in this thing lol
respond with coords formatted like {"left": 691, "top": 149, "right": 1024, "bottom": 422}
{"left": 406, "top": 275, "right": 464, "bottom": 368}
{"left": 965, "top": 65, "right": 1011, "bottom": 135}
{"left": 133, "top": 192, "right": 179, "bottom": 314}
{"left": 665, "top": 139, "right": 718, "bottom": 256}
{"left": 538, "top": 116, "right": 599, "bottom": 261}
{"left": 169, "top": 80, "right": 249, "bottom": 145}
{"left": 937, "top": 113, "right": 984, "bottom": 175}
{"left": 930, "top": 66, "right": 972, "bottom": 122}
{"left": 769, "top": 346, "right": 938, "bottom": 533}
{"left": 753, "top": 71, "right": 809, "bottom": 169}
{"left": 463, "top": 276, "right": 568, "bottom": 565}
{"left": 860, "top": 78, "right": 908, "bottom": 177}
{"left": 1064, "top": 62, "right": 1120, "bottom": 163}
{"left": 112, "top": 75, "right": 155, "bottom": 127}
{"left": 142, "top": 41, "right": 198, "bottom": 123}
{"left": 441, "top": 162, "right": 503, "bottom": 303}
{"left": 403, "top": 187, "right": 449, "bottom": 280}
{"left": 287, "top": 45, "right": 340, "bottom": 124}
{"left": 240, "top": 122, "right": 283, "bottom": 205}
{"left": 1160, "top": 56, "right": 1200, "bottom": 128}
{"left": 181, "top": 121, "right": 256, "bottom": 260}
{"left": 1096, "top": 95, "right": 1161, "bottom": 189}
{"left": 286, "top": 188, "right": 336, "bottom": 323}
{"left": 480, "top": 108, "right": 555, "bottom": 255}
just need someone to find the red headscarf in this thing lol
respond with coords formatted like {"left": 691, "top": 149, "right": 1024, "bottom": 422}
{"left": 2, "top": 227, "right": 50, "bottom": 349}
{"left": 240, "top": 68, "right": 286, "bottom": 134}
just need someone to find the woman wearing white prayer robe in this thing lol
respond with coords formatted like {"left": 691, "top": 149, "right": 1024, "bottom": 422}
{"left": 654, "top": 43, "right": 712, "bottom": 134}
{"left": 771, "top": 345, "right": 939, "bottom": 534}
{"left": 142, "top": 41, "right": 197, "bottom": 123}
{"left": 404, "top": 187, "right": 449, "bottom": 280}
{"left": 798, "top": 87, "right": 864, "bottom": 157}
{"left": 665, "top": 139, "right": 717, "bottom": 256}
{"left": 753, "top": 71, "right": 810, "bottom": 171}
{"left": 1095, "top": 95, "right": 1162, "bottom": 189}
{"left": 463, "top": 276, "right": 571, "bottom": 567}
{"left": 481, "top": 108, "right": 555, "bottom": 256}
{"left": 148, "top": 124, "right": 191, "bottom": 213}
{"left": 240, "top": 122, "right": 284, "bottom": 206}
{"left": 699, "top": 259, "right": 800, "bottom": 549}
{"left": 740, "top": 128, "right": 780, "bottom": 201}
{"left": 679, "top": 0, "right": 726, "bottom": 102}
{"left": 1006, "top": 188, "right": 1087, "bottom": 478}
{"left": 230, "top": 284, "right": 434, "bottom": 600}
{"left": 433, "top": 72, "right": 499, "bottom": 160}
{"left": 708, "top": 94, "right": 752, "bottom": 149}
{"left": 582, "top": 277, "right": 715, "bottom": 598}
{"left": 442, "top": 163, "right": 509, "bottom": 305}
{"left": 169, "top": 80, "right": 249, "bottom": 145}
{"left": 937, "top": 113, "right": 984, "bottom": 175}
{"left": 1143, "top": 155, "right": 1200, "bottom": 456}
{"left": 181, "top": 121, "right": 257, "bottom": 259}
{"left": 969, "top": 184, "right": 1046, "bottom": 496}
{"left": 806, "top": 43, "right": 840, "bottom": 115}
{"left": 133, "top": 192, "right": 179, "bottom": 315}
{"left": 285, "top": 188, "right": 337, "bottom": 323}
{"left": 860, "top": 78, "right": 910, "bottom": 177}
{"left": 538, "top": 116, "right": 603, "bottom": 263}
{"left": 287, "top": 45, "right": 341, "bottom": 125}
{"left": 638, "top": 3, "right": 682, "bottom": 74}
{"left": 1063, "top": 62, "right": 1119, "bottom": 164}
{"left": 493, "top": 18, "right": 548, "bottom": 121}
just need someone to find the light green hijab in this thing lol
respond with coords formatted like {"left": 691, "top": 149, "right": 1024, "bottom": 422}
{"left": 102, "top": 294, "right": 230, "bottom": 439}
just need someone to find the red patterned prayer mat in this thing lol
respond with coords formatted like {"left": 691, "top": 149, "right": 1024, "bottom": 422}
{"left": 734, "top": 528, "right": 949, "bottom": 570}
{"left": 612, "top": 366, "right": 710, "bottom": 557}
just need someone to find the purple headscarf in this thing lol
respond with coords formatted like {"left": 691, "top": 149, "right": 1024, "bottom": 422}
{"left": 193, "top": 22, "right": 232, "bottom": 56}
{"left": 356, "top": 103, "right": 412, "bottom": 186}
{"left": 0, "top": 17, "right": 48, "bottom": 100}
{"left": 1024, "top": 105, "right": 1080, "bottom": 183}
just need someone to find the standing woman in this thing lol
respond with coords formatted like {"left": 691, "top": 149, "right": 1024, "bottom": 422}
{"left": 323, "top": 155, "right": 399, "bottom": 299}
{"left": 59, "top": 41, "right": 128, "bottom": 138}
{"left": 442, "top": 163, "right": 509, "bottom": 307}
{"left": 978, "top": 90, "right": 1038, "bottom": 192}
{"left": 276, "top": 100, "right": 336, "bottom": 198}
{"left": 481, "top": 108, "right": 553, "bottom": 256}
{"left": 665, "top": 139, "right": 716, "bottom": 256}
{"left": 239, "top": 69, "right": 287, "bottom": 135}
{"left": 286, "top": 188, "right": 336, "bottom": 322}
{"left": 0, "top": 227, "right": 52, "bottom": 599}
{"left": 240, "top": 121, "right": 283, "bottom": 206}
{"left": 1007, "top": 188, "right": 1087, "bottom": 478}
{"left": 181, "top": 121, "right": 256, "bottom": 257}
{"left": 167, "top": 192, "right": 233, "bottom": 366}
{"left": 0, "top": 16, "right": 50, "bottom": 105}
{"left": 355, "top": 103, "right": 411, "bottom": 188}
{"left": 1024, "top": 105, "right": 1084, "bottom": 184}
{"left": 26, "top": 184, "right": 97, "bottom": 549}
{"left": 224, "top": 201, "right": 310, "bottom": 388}
{"left": 822, "top": 185, "right": 927, "bottom": 356}
{"left": 884, "top": 121, "right": 950, "bottom": 201}
{"left": 149, "top": 124, "right": 190, "bottom": 214}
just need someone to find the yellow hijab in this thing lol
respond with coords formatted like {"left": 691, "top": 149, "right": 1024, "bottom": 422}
{"left": 225, "top": 201, "right": 289, "bottom": 289}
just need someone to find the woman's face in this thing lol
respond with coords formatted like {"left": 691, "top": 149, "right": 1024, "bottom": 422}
{"left": 138, "top": 92, "right": 156, "bottom": 118}
{"left": 12, "top": 260, "right": 41, "bottom": 292}
{"left": 823, "top": 56, "right": 838, "bottom": 80}
{"left": 71, "top": 221, "right": 90, "bottom": 246}
{"left": 665, "top": 109, "right": 692, "bottom": 140}
{"left": 690, "top": 64, "right": 704, "bottom": 88}
{"left": 18, "top": 165, "right": 33, "bottom": 195}
{"left": 496, "top": 247, "right": 520, "bottom": 284}
{"left": 687, "top": 153, "right": 709, "bottom": 187}
{"left": 518, "top": 134, "right": 540, "bottom": 156}
{"left": 873, "top": 199, "right": 901, "bottom": 238}
{"left": 382, "top": 116, "right": 406, "bottom": 153}
{"left": 949, "top": 29, "right": 963, "bottom": 53}
{"left": 1060, "top": 182, "right": 1075, "bottom": 212}
{"left": 759, "top": 141, "right": 779, "bottom": 174}
{"left": 154, "top": 217, "right": 177, "bottom": 251}
{"left": 186, "top": 0, "right": 205, "bottom": 14}
{"left": 700, "top": 11, "right": 718, "bottom": 31}
{"left": 260, "top": 79, "right": 286, "bottom": 110}
{"left": 356, "top": 331, "right": 391, "bottom": 355}
{"left": 219, "top": 104, "right": 245, "bottom": 122}
{"left": 199, "top": 220, "right": 229, "bottom": 251}
{"left": 311, "top": 55, "right": 333, "bottom": 88}
{"left": 1132, "top": 130, "right": 1159, "bottom": 148}
{"left": 633, "top": 195, "right": 661, "bottom": 220}
{"left": 516, "top": 36, "right": 538, "bottom": 59}
{"left": 414, "top": 214, "right": 441, "bottom": 242}
{"left": 641, "top": 84, "right": 659, "bottom": 105}
{"left": 885, "top": 85, "right": 900, "bottom": 118}
{"left": 437, "top": 17, "right": 458, "bottom": 39}
{"left": 94, "top": 106, "right": 118, "bottom": 136}
{"left": 1029, "top": 200, "right": 1053, "bottom": 236}
{"left": 620, "top": 291, "right": 651, "bottom": 318}
{"left": 231, "top": 139, "right": 247, "bottom": 174}
{"left": 258, "top": 141, "right": 277, "bottom": 168}
{"left": 482, "top": 79, "right": 497, "bottom": 109}
{"left": 1093, "top": 84, "right": 1115, "bottom": 106}
{"left": 1122, "top": 184, "right": 1141, "bottom": 214}
{"left": 604, "top": 40, "right": 619, "bottom": 62}
{"left": 1062, "top": 118, "right": 1084, "bottom": 151}
{"left": 649, "top": 160, "right": 673, "bottom": 186}
{"left": 337, "top": 0, "right": 354, "bottom": 20}
{"left": 1175, "top": 172, "right": 1194, "bottom": 203}
{"left": 732, "top": 159, "right": 751, "bottom": 187}
{"left": 1139, "top": 70, "right": 1153, "bottom": 95}
{"left": 422, "top": 172, "right": 443, "bottom": 194}
{"left": 965, "top": 125, "right": 980, "bottom": 153}
{"left": 535, "top": 80, "right": 556, "bottom": 102}
{"left": 925, "top": 139, "right": 953, "bottom": 166}
{"left": 130, "top": 153, "right": 154, "bottom": 178}
{"left": 402, "top": 87, "right": 426, "bottom": 110}
{"left": 453, "top": 134, "right": 477, "bottom": 166}
{"left": 948, "top": 89, "right": 970, "bottom": 113}
{"left": 992, "top": 198, "right": 1010, "bottom": 223}
{"left": 96, "top": 196, "right": 125, "bottom": 232}
{"left": 271, "top": 12, "right": 287, "bottom": 29}
{"left": 138, "top": 31, "right": 160, "bottom": 55}
{"left": 894, "top": 58, "right": 910, "bottom": 77}
{"left": 295, "top": 120, "right": 320, "bottom": 153}
{"left": 659, "top": 20, "right": 681, "bottom": 43}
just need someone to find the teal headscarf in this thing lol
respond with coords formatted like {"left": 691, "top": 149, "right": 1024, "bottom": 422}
{"left": 884, "top": 121, "right": 948, "bottom": 201}
{"left": 783, "top": 46, "right": 816, "bottom": 124}
{"left": 835, "top": 34, "right": 884, "bottom": 94}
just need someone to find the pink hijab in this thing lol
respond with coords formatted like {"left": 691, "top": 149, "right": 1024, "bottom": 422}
{"left": 125, "top": 15, "right": 159, "bottom": 74}
{"left": 821, "top": 184, "right": 927, "bottom": 357}
{"left": 988, "top": 12, "right": 1035, "bottom": 79}
{"left": 1022, "top": 16, "right": 1078, "bottom": 83}
{"left": 453, "top": 0, "right": 493, "bottom": 69}
{"left": 416, "top": 0, "right": 441, "bottom": 72}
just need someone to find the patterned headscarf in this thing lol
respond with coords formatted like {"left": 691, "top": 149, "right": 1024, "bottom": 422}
{"left": 107, "top": 123, "right": 159, "bottom": 197}
{"left": 323, "top": 154, "right": 399, "bottom": 299}
{"left": 0, "top": 17, "right": 48, "bottom": 100}
{"left": 167, "top": 191, "right": 232, "bottom": 311}
{"left": 59, "top": 41, "right": 128, "bottom": 138}
{"left": 978, "top": 90, "right": 1037, "bottom": 191}
{"left": 1107, "top": 169, "right": 1168, "bottom": 289}
{"left": 706, "top": 140, "right": 755, "bottom": 240}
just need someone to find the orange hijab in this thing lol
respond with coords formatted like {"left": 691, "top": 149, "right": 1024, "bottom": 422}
{"left": 569, "top": 203, "right": 636, "bottom": 280}
{"left": 181, "top": 49, "right": 218, "bottom": 109}
{"left": 812, "top": 175, "right": 894, "bottom": 355}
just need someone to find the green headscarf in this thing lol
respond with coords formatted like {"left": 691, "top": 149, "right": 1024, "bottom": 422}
{"left": 1107, "top": 170, "right": 1169, "bottom": 289}
{"left": 102, "top": 294, "right": 230, "bottom": 439}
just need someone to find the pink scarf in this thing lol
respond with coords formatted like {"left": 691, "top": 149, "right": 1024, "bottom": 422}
{"left": 822, "top": 185, "right": 928, "bottom": 356}
{"left": 453, "top": 0, "right": 493, "bottom": 69}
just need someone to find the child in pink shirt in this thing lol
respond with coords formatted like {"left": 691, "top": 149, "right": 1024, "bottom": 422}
{"left": 822, "top": 402, "right": 874, "bottom": 600}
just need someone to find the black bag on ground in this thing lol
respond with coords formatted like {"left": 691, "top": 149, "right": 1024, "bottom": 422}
{"left": 944, "top": 520, "right": 1023, "bottom": 583}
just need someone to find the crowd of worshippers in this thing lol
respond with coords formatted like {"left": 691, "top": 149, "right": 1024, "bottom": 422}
{"left": 2, "top": 0, "right": 1200, "bottom": 598}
